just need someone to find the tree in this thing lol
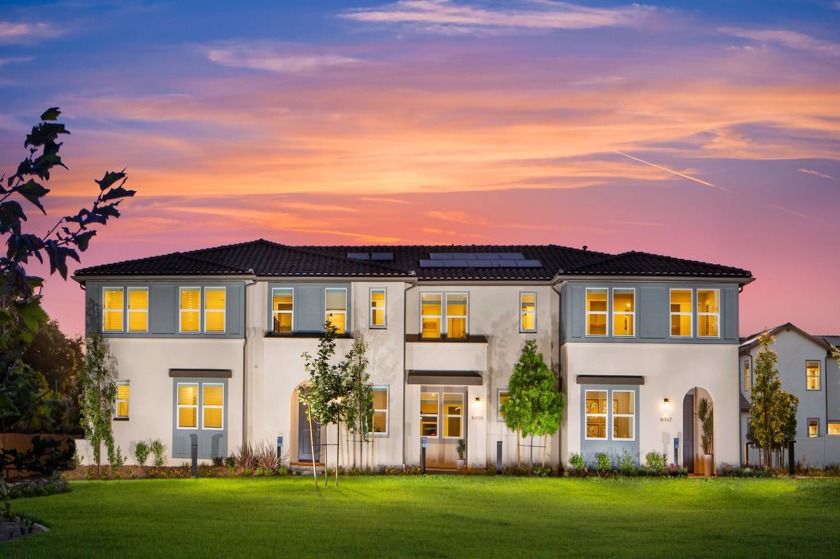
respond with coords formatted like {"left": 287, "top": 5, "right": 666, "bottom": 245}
{"left": 344, "top": 333, "right": 373, "bottom": 469}
{"left": 502, "top": 340, "right": 565, "bottom": 468}
{"left": 747, "top": 333, "right": 799, "bottom": 469}
{"left": 79, "top": 329, "right": 118, "bottom": 476}
{"left": 1, "top": 108, "right": 135, "bottom": 433}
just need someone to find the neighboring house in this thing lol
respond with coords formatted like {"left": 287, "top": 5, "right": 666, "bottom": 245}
{"left": 73, "top": 240, "right": 752, "bottom": 471}
{"left": 739, "top": 323, "right": 840, "bottom": 467}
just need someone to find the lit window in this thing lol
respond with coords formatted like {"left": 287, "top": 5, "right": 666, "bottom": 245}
{"left": 443, "top": 393, "right": 464, "bottom": 438}
{"left": 202, "top": 384, "right": 224, "bottom": 430}
{"left": 272, "top": 288, "right": 294, "bottom": 333}
{"left": 520, "top": 293, "right": 536, "bottom": 332}
{"left": 421, "top": 294, "right": 442, "bottom": 339}
{"left": 585, "top": 390, "right": 607, "bottom": 440}
{"left": 585, "top": 389, "right": 636, "bottom": 441}
{"left": 806, "top": 361, "right": 820, "bottom": 390}
{"left": 697, "top": 289, "right": 720, "bottom": 338}
{"left": 612, "top": 289, "right": 635, "bottom": 337}
{"left": 370, "top": 289, "right": 386, "bottom": 328}
{"left": 808, "top": 419, "right": 819, "bottom": 438}
{"left": 127, "top": 288, "right": 148, "bottom": 333}
{"left": 585, "top": 289, "right": 608, "bottom": 336}
{"left": 420, "top": 391, "right": 439, "bottom": 437}
{"left": 670, "top": 289, "right": 692, "bottom": 337}
{"left": 177, "top": 383, "right": 198, "bottom": 429}
{"left": 179, "top": 288, "right": 200, "bottom": 333}
{"left": 325, "top": 288, "right": 347, "bottom": 334}
{"left": 446, "top": 293, "right": 468, "bottom": 339}
{"left": 372, "top": 387, "right": 388, "bottom": 436}
{"left": 744, "top": 360, "right": 751, "bottom": 392}
{"left": 612, "top": 391, "right": 635, "bottom": 440}
{"left": 103, "top": 288, "right": 124, "bottom": 332}
{"left": 828, "top": 422, "right": 840, "bottom": 436}
{"left": 497, "top": 390, "right": 510, "bottom": 422}
{"left": 204, "top": 288, "right": 226, "bottom": 333}
{"left": 115, "top": 381, "right": 130, "bottom": 419}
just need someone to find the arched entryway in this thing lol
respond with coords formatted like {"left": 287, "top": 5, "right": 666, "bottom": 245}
{"left": 683, "top": 387, "right": 714, "bottom": 474}
{"left": 291, "top": 383, "right": 322, "bottom": 464}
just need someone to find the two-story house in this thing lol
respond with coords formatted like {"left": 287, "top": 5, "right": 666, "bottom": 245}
{"left": 739, "top": 323, "right": 840, "bottom": 467}
{"left": 73, "top": 240, "right": 753, "bottom": 472}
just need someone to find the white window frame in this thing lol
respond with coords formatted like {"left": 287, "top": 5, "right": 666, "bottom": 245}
{"left": 585, "top": 288, "right": 609, "bottom": 337}
{"left": 178, "top": 287, "right": 201, "bottom": 334}
{"left": 102, "top": 286, "right": 125, "bottom": 333}
{"left": 612, "top": 390, "right": 636, "bottom": 441}
{"left": 806, "top": 361, "right": 821, "bottom": 391}
{"left": 325, "top": 287, "right": 348, "bottom": 334}
{"left": 201, "top": 383, "right": 225, "bottom": 431}
{"left": 584, "top": 389, "right": 608, "bottom": 441}
{"left": 176, "top": 382, "right": 199, "bottom": 430}
{"left": 126, "top": 287, "right": 149, "bottom": 333}
{"left": 611, "top": 288, "right": 635, "bottom": 338}
{"left": 696, "top": 289, "right": 720, "bottom": 339}
{"left": 369, "top": 288, "right": 387, "bottom": 329}
{"left": 744, "top": 359, "right": 752, "bottom": 392}
{"left": 519, "top": 292, "right": 537, "bottom": 333}
{"left": 420, "top": 292, "right": 443, "bottom": 339}
{"left": 669, "top": 288, "right": 693, "bottom": 338}
{"left": 420, "top": 390, "right": 440, "bottom": 438}
{"left": 115, "top": 380, "right": 130, "bottom": 419}
{"left": 808, "top": 418, "right": 819, "bottom": 438}
{"left": 371, "top": 386, "right": 389, "bottom": 437}
{"left": 203, "top": 287, "right": 227, "bottom": 334}
{"left": 497, "top": 389, "right": 510, "bottom": 423}
{"left": 442, "top": 392, "right": 465, "bottom": 439}
{"left": 445, "top": 293, "right": 469, "bottom": 339}
{"left": 271, "top": 287, "right": 294, "bottom": 334}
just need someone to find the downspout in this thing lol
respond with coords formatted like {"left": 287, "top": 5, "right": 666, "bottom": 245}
{"left": 242, "top": 273, "right": 257, "bottom": 447}
{"left": 551, "top": 280, "right": 567, "bottom": 467}
{"left": 403, "top": 276, "right": 418, "bottom": 468}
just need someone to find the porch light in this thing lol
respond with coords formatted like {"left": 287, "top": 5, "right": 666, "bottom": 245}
{"left": 473, "top": 397, "right": 482, "bottom": 410}
{"left": 662, "top": 398, "right": 671, "bottom": 412}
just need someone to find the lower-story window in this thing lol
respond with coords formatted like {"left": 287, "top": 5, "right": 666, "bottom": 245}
{"left": 372, "top": 386, "right": 389, "bottom": 436}
{"left": 115, "top": 381, "right": 130, "bottom": 419}
{"left": 828, "top": 422, "right": 840, "bottom": 436}
{"left": 584, "top": 388, "right": 636, "bottom": 441}
{"left": 172, "top": 377, "right": 228, "bottom": 459}
{"left": 808, "top": 418, "right": 819, "bottom": 438}
{"left": 420, "top": 390, "right": 465, "bottom": 438}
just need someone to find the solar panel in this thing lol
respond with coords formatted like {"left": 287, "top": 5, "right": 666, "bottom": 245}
{"left": 347, "top": 252, "right": 370, "bottom": 260}
{"left": 371, "top": 252, "right": 394, "bottom": 261}
{"left": 418, "top": 253, "right": 543, "bottom": 268}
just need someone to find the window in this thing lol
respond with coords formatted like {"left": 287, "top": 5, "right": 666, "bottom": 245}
{"left": 115, "top": 381, "right": 130, "bottom": 419}
{"left": 497, "top": 389, "right": 510, "bottom": 422}
{"left": 370, "top": 289, "right": 386, "bottom": 328}
{"left": 612, "top": 289, "right": 635, "bottom": 337}
{"left": 806, "top": 361, "right": 821, "bottom": 390}
{"left": 421, "top": 294, "right": 442, "bottom": 339}
{"left": 446, "top": 293, "right": 468, "bottom": 339}
{"left": 828, "top": 422, "right": 840, "bottom": 436}
{"left": 744, "top": 360, "right": 751, "bottom": 392}
{"left": 179, "top": 288, "right": 200, "bottom": 333}
{"left": 204, "top": 288, "right": 226, "bottom": 333}
{"left": 420, "top": 391, "right": 439, "bottom": 436}
{"left": 585, "top": 389, "right": 636, "bottom": 441}
{"left": 585, "top": 288, "right": 608, "bottom": 336}
{"left": 177, "top": 383, "right": 199, "bottom": 429}
{"left": 103, "top": 288, "right": 124, "bottom": 332}
{"left": 372, "top": 387, "right": 388, "bottom": 435}
{"left": 443, "top": 393, "right": 464, "bottom": 438}
{"left": 612, "top": 391, "right": 635, "bottom": 440}
{"left": 808, "top": 419, "right": 819, "bottom": 438}
{"left": 272, "top": 288, "right": 294, "bottom": 333}
{"left": 670, "top": 289, "right": 693, "bottom": 337}
{"left": 325, "top": 288, "right": 347, "bottom": 334}
{"left": 697, "top": 289, "right": 720, "bottom": 337}
{"left": 520, "top": 292, "right": 536, "bottom": 332}
{"left": 585, "top": 390, "right": 608, "bottom": 440}
{"left": 202, "top": 384, "right": 224, "bottom": 430}
{"left": 126, "top": 288, "right": 148, "bottom": 332}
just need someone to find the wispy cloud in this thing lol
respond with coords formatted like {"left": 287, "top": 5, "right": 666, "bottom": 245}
{"left": 719, "top": 27, "right": 840, "bottom": 56}
{"left": 0, "top": 21, "right": 62, "bottom": 44}
{"left": 798, "top": 168, "right": 833, "bottom": 180}
{"left": 340, "top": 0, "right": 656, "bottom": 34}
{"left": 612, "top": 151, "right": 723, "bottom": 189}
{"left": 206, "top": 43, "right": 359, "bottom": 74}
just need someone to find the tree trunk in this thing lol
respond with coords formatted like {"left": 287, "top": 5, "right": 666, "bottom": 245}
{"left": 335, "top": 421, "right": 340, "bottom": 486}
{"left": 516, "top": 430, "right": 522, "bottom": 468}
{"left": 542, "top": 434, "right": 548, "bottom": 468}
{"left": 307, "top": 413, "right": 317, "bottom": 487}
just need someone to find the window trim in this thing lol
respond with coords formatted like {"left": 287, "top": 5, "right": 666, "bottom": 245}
{"left": 808, "top": 418, "right": 820, "bottom": 438}
{"left": 442, "top": 392, "right": 465, "bottom": 439}
{"left": 611, "top": 288, "right": 636, "bottom": 338}
{"left": 126, "top": 287, "right": 149, "bottom": 333}
{"left": 115, "top": 380, "right": 130, "bottom": 420}
{"left": 584, "top": 388, "right": 636, "bottom": 442}
{"left": 369, "top": 288, "right": 387, "bottom": 329}
{"left": 497, "top": 389, "right": 510, "bottom": 423}
{"left": 176, "top": 382, "right": 199, "bottom": 430}
{"left": 584, "top": 389, "right": 608, "bottom": 441}
{"left": 519, "top": 292, "right": 537, "bottom": 333}
{"left": 445, "top": 292, "right": 469, "bottom": 339}
{"left": 669, "top": 288, "right": 694, "bottom": 339}
{"left": 611, "top": 390, "right": 636, "bottom": 441}
{"left": 585, "top": 288, "right": 609, "bottom": 338}
{"left": 271, "top": 287, "right": 294, "bottom": 334}
{"left": 828, "top": 422, "right": 840, "bottom": 436}
{"left": 420, "top": 292, "right": 443, "bottom": 339}
{"left": 420, "top": 390, "right": 440, "bottom": 438}
{"left": 201, "top": 382, "right": 225, "bottom": 431}
{"left": 325, "top": 287, "right": 348, "bottom": 334}
{"left": 806, "top": 360, "right": 821, "bottom": 391}
{"left": 179, "top": 287, "right": 202, "bottom": 334}
{"left": 203, "top": 287, "right": 227, "bottom": 334}
{"left": 102, "top": 286, "right": 125, "bottom": 333}
{"left": 696, "top": 289, "right": 721, "bottom": 339}
{"left": 744, "top": 359, "right": 752, "bottom": 392}
{"left": 371, "top": 386, "right": 389, "bottom": 437}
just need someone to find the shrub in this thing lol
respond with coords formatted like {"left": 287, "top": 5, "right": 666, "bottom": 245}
{"left": 253, "top": 441, "right": 282, "bottom": 473}
{"left": 231, "top": 442, "right": 256, "bottom": 470}
{"left": 150, "top": 439, "right": 167, "bottom": 468}
{"left": 109, "top": 446, "right": 126, "bottom": 469}
{"left": 595, "top": 452, "right": 612, "bottom": 474}
{"left": 133, "top": 441, "right": 150, "bottom": 467}
{"left": 645, "top": 451, "right": 666, "bottom": 473}
{"left": 619, "top": 451, "right": 637, "bottom": 476}
{"left": 531, "top": 464, "right": 552, "bottom": 477}
{"left": 568, "top": 452, "right": 585, "bottom": 471}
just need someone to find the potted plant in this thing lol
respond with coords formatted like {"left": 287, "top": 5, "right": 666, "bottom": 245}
{"left": 697, "top": 397, "right": 714, "bottom": 477}
{"left": 456, "top": 439, "right": 466, "bottom": 470}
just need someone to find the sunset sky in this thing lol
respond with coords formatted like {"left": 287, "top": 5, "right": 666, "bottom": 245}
{"left": 2, "top": 0, "right": 839, "bottom": 338}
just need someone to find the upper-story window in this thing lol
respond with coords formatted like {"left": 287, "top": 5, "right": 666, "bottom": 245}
{"left": 103, "top": 287, "right": 148, "bottom": 333}
{"left": 421, "top": 294, "right": 442, "bottom": 338}
{"left": 446, "top": 293, "right": 468, "bottom": 339}
{"left": 325, "top": 288, "right": 347, "bottom": 334}
{"left": 612, "top": 289, "right": 635, "bottom": 337}
{"left": 179, "top": 287, "right": 226, "bottom": 334}
{"left": 272, "top": 288, "right": 294, "bottom": 333}
{"left": 744, "top": 360, "right": 751, "bottom": 392}
{"left": 420, "top": 292, "right": 469, "bottom": 339}
{"left": 670, "top": 289, "right": 693, "bottom": 337}
{"left": 520, "top": 292, "right": 536, "bottom": 332}
{"left": 103, "top": 287, "right": 125, "bottom": 332}
{"left": 697, "top": 289, "right": 720, "bottom": 338}
{"left": 180, "top": 288, "right": 201, "bottom": 333}
{"left": 127, "top": 288, "right": 148, "bottom": 332}
{"left": 370, "top": 289, "right": 386, "bottom": 328}
{"left": 585, "top": 288, "right": 608, "bottom": 336}
{"left": 204, "top": 288, "right": 226, "bottom": 333}
{"left": 806, "top": 361, "right": 821, "bottom": 390}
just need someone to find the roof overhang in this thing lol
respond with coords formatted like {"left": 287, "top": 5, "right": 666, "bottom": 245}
{"left": 407, "top": 370, "right": 483, "bottom": 386}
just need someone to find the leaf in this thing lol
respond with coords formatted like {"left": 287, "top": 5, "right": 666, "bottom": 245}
{"left": 14, "top": 299, "right": 48, "bottom": 333}
{"left": 74, "top": 230, "right": 97, "bottom": 252}
{"left": 17, "top": 179, "right": 51, "bottom": 214}
{"left": 40, "top": 107, "right": 61, "bottom": 121}
{"left": 0, "top": 201, "right": 27, "bottom": 232}
{"left": 95, "top": 171, "right": 126, "bottom": 191}
{"left": 101, "top": 185, "right": 136, "bottom": 202}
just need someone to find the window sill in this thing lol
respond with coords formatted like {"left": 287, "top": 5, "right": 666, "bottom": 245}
{"left": 405, "top": 334, "right": 488, "bottom": 343}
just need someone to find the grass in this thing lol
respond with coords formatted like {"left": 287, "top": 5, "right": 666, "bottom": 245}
{"left": 6, "top": 476, "right": 840, "bottom": 558}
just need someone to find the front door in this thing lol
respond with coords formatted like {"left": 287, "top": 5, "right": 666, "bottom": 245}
{"left": 420, "top": 388, "right": 466, "bottom": 468}
{"left": 298, "top": 400, "right": 321, "bottom": 462}
{"left": 682, "top": 393, "right": 694, "bottom": 473}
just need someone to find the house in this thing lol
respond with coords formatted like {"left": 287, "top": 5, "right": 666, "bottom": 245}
{"left": 739, "top": 323, "right": 840, "bottom": 467}
{"left": 72, "top": 240, "right": 753, "bottom": 472}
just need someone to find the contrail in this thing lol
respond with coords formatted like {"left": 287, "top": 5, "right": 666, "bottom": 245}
{"left": 612, "top": 150, "right": 726, "bottom": 190}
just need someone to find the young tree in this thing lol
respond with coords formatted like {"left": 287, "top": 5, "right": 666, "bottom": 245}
{"left": 79, "top": 329, "right": 118, "bottom": 476}
{"left": 502, "top": 340, "right": 565, "bottom": 468}
{"left": 344, "top": 333, "right": 373, "bottom": 469}
{"left": 748, "top": 333, "right": 799, "bottom": 469}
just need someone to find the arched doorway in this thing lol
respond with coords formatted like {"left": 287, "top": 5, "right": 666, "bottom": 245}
{"left": 683, "top": 387, "right": 713, "bottom": 474}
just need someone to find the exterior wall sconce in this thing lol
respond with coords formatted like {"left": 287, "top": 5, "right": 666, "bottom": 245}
{"left": 662, "top": 398, "right": 671, "bottom": 413}
{"left": 473, "top": 396, "right": 482, "bottom": 410}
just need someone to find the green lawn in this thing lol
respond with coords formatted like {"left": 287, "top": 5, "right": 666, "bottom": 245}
{"left": 6, "top": 476, "right": 840, "bottom": 558}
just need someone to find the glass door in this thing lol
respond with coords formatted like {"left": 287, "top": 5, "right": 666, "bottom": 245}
{"left": 419, "top": 388, "right": 465, "bottom": 468}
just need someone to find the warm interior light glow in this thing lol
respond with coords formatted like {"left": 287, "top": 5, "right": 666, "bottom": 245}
{"left": 663, "top": 398, "right": 671, "bottom": 413}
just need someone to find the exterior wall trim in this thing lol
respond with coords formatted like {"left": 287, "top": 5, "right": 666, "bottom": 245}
{"left": 169, "top": 368, "right": 233, "bottom": 379}
{"left": 576, "top": 375, "right": 645, "bottom": 385}
{"left": 407, "top": 370, "right": 482, "bottom": 386}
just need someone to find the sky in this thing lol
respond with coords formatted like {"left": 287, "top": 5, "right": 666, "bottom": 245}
{"left": 1, "top": 0, "right": 839, "bottom": 338}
